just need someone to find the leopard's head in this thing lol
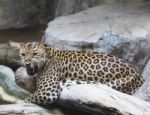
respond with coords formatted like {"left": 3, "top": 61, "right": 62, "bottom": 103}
{"left": 19, "top": 42, "right": 48, "bottom": 76}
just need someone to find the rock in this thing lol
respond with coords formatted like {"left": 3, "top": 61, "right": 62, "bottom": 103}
{"left": 0, "top": 0, "right": 105, "bottom": 29}
{"left": 15, "top": 67, "right": 36, "bottom": 93}
{"left": 134, "top": 58, "right": 150, "bottom": 102}
{"left": 0, "top": 0, "right": 52, "bottom": 29}
{"left": 0, "top": 43, "right": 21, "bottom": 70}
{"left": 54, "top": 0, "right": 102, "bottom": 17}
{"left": 54, "top": 0, "right": 148, "bottom": 17}
{"left": 43, "top": 2, "right": 150, "bottom": 73}
{"left": 0, "top": 0, "right": 147, "bottom": 29}
{"left": 0, "top": 65, "right": 29, "bottom": 104}
{"left": 141, "top": 58, "right": 150, "bottom": 80}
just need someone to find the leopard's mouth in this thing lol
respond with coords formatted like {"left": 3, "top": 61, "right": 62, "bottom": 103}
{"left": 26, "top": 63, "right": 38, "bottom": 76}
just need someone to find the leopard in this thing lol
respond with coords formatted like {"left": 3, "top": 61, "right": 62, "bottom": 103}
{"left": 19, "top": 42, "right": 144, "bottom": 105}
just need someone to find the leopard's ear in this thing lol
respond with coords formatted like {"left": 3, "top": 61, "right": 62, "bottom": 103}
{"left": 43, "top": 43, "right": 51, "bottom": 49}
{"left": 43, "top": 43, "right": 49, "bottom": 46}
{"left": 9, "top": 41, "right": 23, "bottom": 49}
{"left": 37, "top": 40, "right": 48, "bottom": 47}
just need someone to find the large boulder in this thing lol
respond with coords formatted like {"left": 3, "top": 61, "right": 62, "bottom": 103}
{"left": 0, "top": 65, "right": 29, "bottom": 104}
{"left": 54, "top": 0, "right": 148, "bottom": 17}
{"left": 0, "top": 0, "right": 52, "bottom": 29}
{"left": 134, "top": 59, "right": 150, "bottom": 102}
{"left": 0, "top": 0, "right": 147, "bottom": 29}
{"left": 0, "top": 0, "right": 103, "bottom": 29}
{"left": 43, "top": 2, "right": 150, "bottom": 73}
{"left": 15, "top": 67, "right": 36, "bottom": 93}
{"left": 54, "top": 0, "right": 102, "bottom": 17}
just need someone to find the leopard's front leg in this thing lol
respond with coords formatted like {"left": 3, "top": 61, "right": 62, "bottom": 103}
{"left": 25, "top": 76, "right": 61, "bottom": 105}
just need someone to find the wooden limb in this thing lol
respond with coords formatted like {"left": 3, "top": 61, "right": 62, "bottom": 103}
{"left": 0, "top": 103, "right": 55, "bottom": 115}
{"left": 58, "top": 84, "right": 150, "bottom": 115}
{"left": 0, "top": 41, "right": 22, "bottom": 70}
{"left": 13, "top": 67, "right": 150, "bottom": 115}
{"left": 0, "top": 103, "right": 91, "bottom": 115}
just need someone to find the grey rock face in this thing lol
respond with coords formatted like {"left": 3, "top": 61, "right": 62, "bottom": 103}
{"left": 0, "top": 0, "right": 147, "bottom": 29}
{"left": 0, "top": 0, "right": 101, "bottom": 29}
{"left": 54, "top": 0, "right": 148, "bottom": 17}
{"left": 15, "top": 67, "right": 36, "bottom": 93}
{"left": 0, "top": 0, "right": 52, "bottom": 29}
{"left": 43, "top": 2, "right": 150, "bottom": 73}
{"left": 0, "top": 65, "right": 29, "bottom": 104}
{"left": 55, "top": 0, "right": 102, "bottom": 17}
{"left": 134, "top": 58, "right": 150, "bottom": 102}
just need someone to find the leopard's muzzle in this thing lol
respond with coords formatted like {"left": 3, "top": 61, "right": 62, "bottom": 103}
{"left": 26, "top": 63, "right": 38, "bottom": 76}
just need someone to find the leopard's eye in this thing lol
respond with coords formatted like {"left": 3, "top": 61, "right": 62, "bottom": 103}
{"left": 33, "top": 52, "right": 38, "bottom": 56}
{"left": 21, "top": 53, "right": 25, "bottom": 56}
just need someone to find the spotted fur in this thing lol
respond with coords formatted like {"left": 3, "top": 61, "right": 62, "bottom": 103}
{"left": 20, "top": 42, "right": 144, "bottom": 104}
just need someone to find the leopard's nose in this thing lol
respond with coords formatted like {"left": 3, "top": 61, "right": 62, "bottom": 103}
{"left": 26, "top": 63, "right": 35, "bottom": 75}
{"left": 26, "top": 63, "right": 31, "bottom": 68}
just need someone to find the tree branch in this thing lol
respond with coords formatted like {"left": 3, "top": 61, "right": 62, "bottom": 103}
{"left": 0, "top": 103, "right": 53, "bottom": 115}
{"left": 0, "top": 42, "right": 22, "bottom": 70}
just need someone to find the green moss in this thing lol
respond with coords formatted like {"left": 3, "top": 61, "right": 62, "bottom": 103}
{"left": 0, "top": 84, "right": 28, "bottom": 100}
{"left": 0, "top": 71, "right": 29, "bottom": 100}
{"left": 0, "top": 99, "right": 14, "bottom": 104}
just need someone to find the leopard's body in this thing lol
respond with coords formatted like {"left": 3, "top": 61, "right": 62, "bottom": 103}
{"left": 19, "top": 42, "right": 144, "bottom": 104}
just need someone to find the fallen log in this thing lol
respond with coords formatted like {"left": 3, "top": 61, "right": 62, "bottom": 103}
{"left": 0, "top": 102, "right": 90, "bottom": 115}
{"left": 59, "top": 84, "right": 150, "bottom": 115}
{"left": 10, "top": 67, "right": 150, "bottom": 115}
{"left": 0, "top": 103, "right": 51, "bottom": 115}
{"left": 0, "top": 42, "right": 22, "bottom": 70}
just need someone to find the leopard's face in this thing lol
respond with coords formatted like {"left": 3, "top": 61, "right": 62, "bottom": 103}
{"left": 20, "top": 42, "right": 48, "bottom": 76}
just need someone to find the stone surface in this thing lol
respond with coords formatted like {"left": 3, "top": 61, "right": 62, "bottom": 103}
{"left": 54, "top": 0, "right": 102, "bottom": 17}
{"left": 0, "top": 103, "right": 72, "bottom": 115}
{"left": 0, "top": 0, "right": 104, "bottom": 29}
{"left": 0, "top": 65, "right": 29, "bottom": 104}
{"left": 141, "top": 58, "right": 150, "bottom": 80}
{"left": 0, "top": 0, "right": 52, "bottom": 29}
{"left": 43, "top": 2, "right": 150, "bottom": 73}
{"left": 54, "top": 0, "right": 148, "bottom": 17}
{"left": 0, "top": 0, "right": 147, "bottom": 29}
{"left": 134, "top": 58, "right": 150, "bottom": 102}
{"left": 15, "top": 67, "right": 36, "bottom": 93}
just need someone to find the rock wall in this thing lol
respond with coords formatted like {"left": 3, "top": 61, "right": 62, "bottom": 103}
{"left": 0, "top": 0, "right": 53, "bottom": 29}
{"left": 0, "top": 0, "right": 100, "bottom": 29}
{"left": 54, "top": 0, "right": 102, "bottom": 17}
{"left": 43, "top": 2, "right": 150, "bottom": 73}
{"left": 54, "top": 0, "right": 148, "bottom": 17}
{"left": 0, "top": 0, "right": 148, "bottom": 29}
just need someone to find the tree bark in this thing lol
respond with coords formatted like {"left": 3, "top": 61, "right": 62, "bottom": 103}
{"left": 0, "top": 103, "right": 54, "bottom": 115}
{"left": 59, "top": 84, "right": 150, "bottom": 115}
{"left": 0, "top": 42, "right": 21, "bottom": 70}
